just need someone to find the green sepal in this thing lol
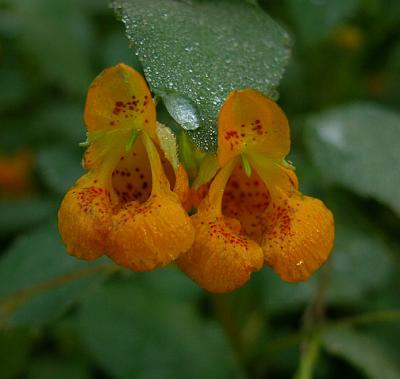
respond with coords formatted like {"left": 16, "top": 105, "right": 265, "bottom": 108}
{"left": 192, "top": 154, "right": 219, "bottom": 190}
{"left": 156, "top": 122, "right": 179, "bottom": 170}
{"left": 177, "top": 130, "right": 203, "bottom": 179}
{"left": 78, "top": 131, "right": 106, "bottom": 148}
{"left": 125, "top": 129, "right": 141, "bottom": 152}
{"left": 281, "top": 158, "right": 296, "bottom": 170}
{"left": 241, "top": 154, "right": 252, "bottom": 177}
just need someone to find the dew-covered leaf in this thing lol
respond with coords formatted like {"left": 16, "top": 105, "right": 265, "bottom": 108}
{"left": 112, "top": 0, "right": 291, "bottom": 151}
{"left": 321, "top": 328, "right": 400, "bottom": 379}
{"left": 305, "top": 103, "right": 400, "bottom": 216}
{"left": 158, "top": 91, "right": 201, "bottom": 131}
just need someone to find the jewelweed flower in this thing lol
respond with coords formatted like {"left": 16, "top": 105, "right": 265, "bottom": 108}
{"left": 178, "top": 89, "right": 334, "bottom": 292}
{"left": 58, "top": 64, "right": 195, "bottom": 271}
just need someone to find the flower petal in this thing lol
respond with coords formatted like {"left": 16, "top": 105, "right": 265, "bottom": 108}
{"left": 107, "top": 193, "right": 195, "bottom": 271}
{"left": 218, "top": 89, "right": 290, "bottom": 166}
{"left": 260, "top": 190, "right": 334, "bottom": 282}
{"left": 58, "top": 173, "right": 112, "bottom": 260}
{"left": 84, "top": 63, "right": 156, "bottom": 137}
{"left": 177, "top": 208, "right": 264, "bottom": 293}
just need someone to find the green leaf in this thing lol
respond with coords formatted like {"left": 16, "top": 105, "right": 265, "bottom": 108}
{"left": 101, "top": 30, "right": 142, "bottom": 70}
{"left": 0, "top": 328, "right": 33, "bottom": 379}
{"left": 30, "top": 101, "right": 85, "bottom": 144}
{"left": 142, "top": 266, "right": 201, "bottom": 302}
{"left": 78, "top": 278, "right": 238, "bottom": 379}
{"left": 12, "top": 0, "right": 94, "bottom": 95}
{"left": 286, "top": 0, "right": 359, "bottom": 47}
{"left": 326, "top": 204, "right": 393, "bottom": 304}
{"left": 26, "top": 356, "right": 90, "bottom": 379}
{"left": 112, "top": 0, "right": 291, "bottom": 152}
{"left": 37, "top": 146, "right": 83, "bottom": 195}
{"left": 0, "top": 223, "right": 112, "bottom": 327}
{"left": 0, "top": 67, "right": 29, "bottom": 110}
{"left": 0, "top": 198, "right": 55, "bottom": 236}
{"left": 321, "top": 328, "right": 400, "bottom": 379}
{"left": 260, "top": 269, "right": 317, "bottom": 313}
{"left": 305, "top": 103, "right": 400, "bottom": 216}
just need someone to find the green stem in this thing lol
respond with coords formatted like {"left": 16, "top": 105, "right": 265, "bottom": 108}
{"left": 293, "top": 334, "right": 321, "bottom": 379}
{"left": 210, "top": 294, "right": 247, "bottom": 371}
{"left": 263, "top": 309, "right": 400, "bottom": 356}
{"left": 293, "top": 264, "right": 330, "bottom": 379}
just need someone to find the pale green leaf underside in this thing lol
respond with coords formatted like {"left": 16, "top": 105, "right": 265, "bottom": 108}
{"left": 112, "top": 0, "right": 291, "bottom": 151}
{"left": 305, "top": 103, "right": 400, "bottom": 216}
{"left": 321, "top": 328, "right": 400, "bottom": 379}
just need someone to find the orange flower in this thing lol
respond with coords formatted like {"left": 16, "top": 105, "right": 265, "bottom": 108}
{"left": 0, "top": 151, "right": 33, "bottom": 195}
{"left": 58, "top": 64, "right": 195, "bottom": 271}
{"left": 178, "top": 89, "right": 334, "bottom": 292}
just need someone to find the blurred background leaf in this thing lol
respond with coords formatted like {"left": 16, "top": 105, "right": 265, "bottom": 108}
{"left": 0, "top": 223, "right": 113, "bottom": 327}
{"left": 305, "top": 103, "right": 400, "bottom": 216}
{"left": 321, "top": 327, "right": 400, "bottom": 379}
{"left": 78, "top": 277, "right": 239, "bottom": 379}
{"left": 285, "top": 0, "right": 359, "bottom": 47}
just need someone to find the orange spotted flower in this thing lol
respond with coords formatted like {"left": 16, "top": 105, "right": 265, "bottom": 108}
{"left": 58, "top": 64, "right": 195, "bottom": 271}
{"left": 177, "top": 89, "right": 334, "bottom": 292}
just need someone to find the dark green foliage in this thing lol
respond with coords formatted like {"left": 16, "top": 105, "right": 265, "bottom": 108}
{"left": 0, "top": 1, "right": 399, "bottom": 378}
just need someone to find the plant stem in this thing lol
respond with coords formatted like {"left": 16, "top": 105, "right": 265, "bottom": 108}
{"left": 293, "top": 265, "right": 331, "bottom": 379}
{"left": 210, "top": 293, "right": 248, "bottom": 374}
{"left": 263, "top": 309, "right": 400, "bottom": 356}
{"left": 293, "top": 333, "right": 321, "bottom": 379}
